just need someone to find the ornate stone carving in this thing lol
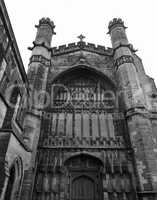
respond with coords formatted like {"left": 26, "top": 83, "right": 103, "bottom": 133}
{"left": 29, "top": 55, "right": 51, "bottom": 66}
{"left": 113, "top": 43, "right": 137, "bottom": 53}
{"left": 114, "top": 55, "right": 134, "bottom": 70}
{"left": 28, "top": 41, "right": 52, "bottom": 51}
{"left": 51, "top": 42, "right": 113, "bottom": 56}
{"left": 40, "top": 136, "right": 124, "bottom": 149}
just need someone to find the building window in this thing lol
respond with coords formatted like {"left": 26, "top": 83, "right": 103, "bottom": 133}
{"left": 0, "top": 97, "right": 7, "bottom": 128}
{"left": 0, "top": 58, "right": 7, "bottom": 81}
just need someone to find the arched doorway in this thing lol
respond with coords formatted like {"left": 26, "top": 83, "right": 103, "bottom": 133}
{"left": 65, "top": 154, "right": 103, "bottom": 200}
{"left": 72, "top": 175, "right": 95, "bottom": 200}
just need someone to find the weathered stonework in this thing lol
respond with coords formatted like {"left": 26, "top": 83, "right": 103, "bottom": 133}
{"left": 114, "top": 55, "right": 134, "bottom": 70}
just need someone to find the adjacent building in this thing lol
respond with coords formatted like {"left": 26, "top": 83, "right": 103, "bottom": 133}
{"left": 0, "top": 1, "right": 31, "bottom": 200}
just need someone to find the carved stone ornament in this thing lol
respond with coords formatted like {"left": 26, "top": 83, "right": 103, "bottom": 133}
{"left": 29, "top": 55, "right": 51, "bottom": 67}
{"left": 114, "top": 55, "right": 134, "bottom": 70}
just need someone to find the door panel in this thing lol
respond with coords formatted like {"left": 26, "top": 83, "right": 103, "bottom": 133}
{"left": 72, "top": 176, "right": 95, "bottom": 200}
{"left": 66, "top": 155, "right": 103, "bottom": 200}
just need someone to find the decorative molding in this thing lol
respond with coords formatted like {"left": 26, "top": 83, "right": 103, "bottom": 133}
{"left": 113, "top": 43, "right": 138, "bottom": 54}
{"left": 150, "top": 112, "right": 157, "bottom": 119}
{"left": 51, "top": 42, "right": 113, "bottom": 56}
{"left": 125, "top": 107, "right": 150, "bottom": 119}
{"left": 37, "top": 148, "right": 131, "bottom": 174}
{"left": 29, "top": 55, "right": 51, "bottom": 67}
{"left": 114, "top": 55, "right": 134, "bottom": 70}
{"left": 28, "top": 41, "right": 51, "bottom": 51}
{"left": 137, "top": 191, "right": 157, "bottom": 197}
{"left": 25, "top": 109, "right": 42, "bottom": 119}
{"left": 28, "top": 41, "right": 114, "bottom": 56}
{"left": 40, "top": 136, "right": 125, "bottom": 149}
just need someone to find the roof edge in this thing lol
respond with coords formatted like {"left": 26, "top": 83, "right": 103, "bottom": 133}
{"left": 0, "top": 0, "right": 28, "bottom": 85}
{"left": 51, "top": 41, "right": 113, "bottom": 56}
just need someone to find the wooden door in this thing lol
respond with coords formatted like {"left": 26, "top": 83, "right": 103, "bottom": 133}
{"left": 72, "top": 175, "right": 95, "bottom": 200}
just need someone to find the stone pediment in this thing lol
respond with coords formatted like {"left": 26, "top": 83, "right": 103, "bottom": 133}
{"left": 71, "top": 53, "right": 91, "bottom": 66}
{"left": 51, "top": 41, "right": 113, "bottom": 56}
{"left": 51, "top": 50, "right": 114, "bottom": 73}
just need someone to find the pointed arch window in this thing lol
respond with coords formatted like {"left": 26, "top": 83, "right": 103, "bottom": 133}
{"left": 51, "top": 68, "right": 116, "bottom": 110}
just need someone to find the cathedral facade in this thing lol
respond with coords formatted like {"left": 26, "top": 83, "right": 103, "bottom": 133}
{"left": 1, "top": 1, "right": 157, "bottom": 200}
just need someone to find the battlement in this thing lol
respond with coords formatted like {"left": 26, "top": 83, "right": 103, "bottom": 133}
{"left": 51, "top": 41, "right": 113, "bottom": 56}
{"left": 41, "top": 136, "right": 125, "bottom": 149}
{"left": 108, "top": 18, "right": 127, "bottom": 33}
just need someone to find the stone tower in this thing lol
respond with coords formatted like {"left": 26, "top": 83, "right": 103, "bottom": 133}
{"left": 108, "top": 18, "right": 157, "bottom": 199}
{"left": 20, "top": 18, "right": 56, "bottom": 199}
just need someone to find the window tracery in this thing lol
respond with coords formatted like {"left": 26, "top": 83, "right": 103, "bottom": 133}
{"left": 52, "top": 69, "right": 116, "bottom": 111}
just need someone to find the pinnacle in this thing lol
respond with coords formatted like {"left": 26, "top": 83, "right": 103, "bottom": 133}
{"left": 38, "top": 17, "right": 55, "bottom": 32}
{"left": 108, "top": 18, "right": 127, "bottom": 33}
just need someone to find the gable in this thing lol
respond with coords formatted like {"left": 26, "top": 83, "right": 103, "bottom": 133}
{"left": 50, "top": 49, "right": 115, "bottom": 84}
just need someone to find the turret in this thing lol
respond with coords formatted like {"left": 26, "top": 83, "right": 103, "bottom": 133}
{"left": 108, "top": 19, "right": 157, "bottom": 195}
{"left": 108, "top": 18, "right": 145, "bottom": 109}
{"left": 20, "top": 19, "right": 56, "bottom": 199}
{"left": 108, "top": 18, "right": 128, "bottom": 49}
{"left": 35, "top": 17, "right": 55, "bottom": 48}
{"left": 24, "top": 18, "right": 56, "bottom": 149}
{"left": 27, "top": 18, "right": 55, "bottom": 106}
{"left": 30, "top": 17, "right": 55, "bottom": 60}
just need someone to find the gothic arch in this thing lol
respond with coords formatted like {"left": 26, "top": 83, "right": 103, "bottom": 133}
{"left": 51, "top": 64, "right": 117, "bottom": 90}
{"left": 64, "top": 153, "right": 104, "bottom": 200}
{"left": 64, "top": 152, "right": 104, "bottom": 167}
{"left": 49, "top": 65, "right": 117, "bottom": 111}
{"left": 5, "top": 156, "right": 23, "bottom": 200}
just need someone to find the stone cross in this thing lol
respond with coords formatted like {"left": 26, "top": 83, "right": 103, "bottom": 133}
{"left": 77, "top": 34, "right": 85, "bottom": 42}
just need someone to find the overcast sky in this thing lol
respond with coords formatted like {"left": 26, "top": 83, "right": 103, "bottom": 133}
{"left": 5, "top": 0, "right": 157, "bottom": 84}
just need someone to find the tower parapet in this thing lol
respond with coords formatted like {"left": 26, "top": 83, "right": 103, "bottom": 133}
{"left": 108, "top": 18, "right": 128, "bottom": 49}
{"left": 108, "top": 18, "right": 127, "bottom": 33}
{"left": 35, "top": 17, "right": 56, "bottom": 48}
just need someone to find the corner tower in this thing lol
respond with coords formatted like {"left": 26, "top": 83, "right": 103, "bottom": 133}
{"left": 20, "top": 18, "right": 56, "bottom": 200}
{"left": 109, "top": 18, "right": 157, "bottom": 199}
{"left": 28, "top": 17, "right": 55, "bottom": 96}
{"left": 25, "top": 17, "right": 55, "bottom": 147}
{"left": 108, "top": 18, "right": 145, "bottom": 109}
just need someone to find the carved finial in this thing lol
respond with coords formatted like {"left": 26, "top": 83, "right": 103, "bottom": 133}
{"left": 108, "top": 18, "right": 127, "bottom": 34}
{"left": 77, "top": 34, "right": 86, "bottom": 42}
{"left": 35, "top": 17, "right": 56, "bottom": 34}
